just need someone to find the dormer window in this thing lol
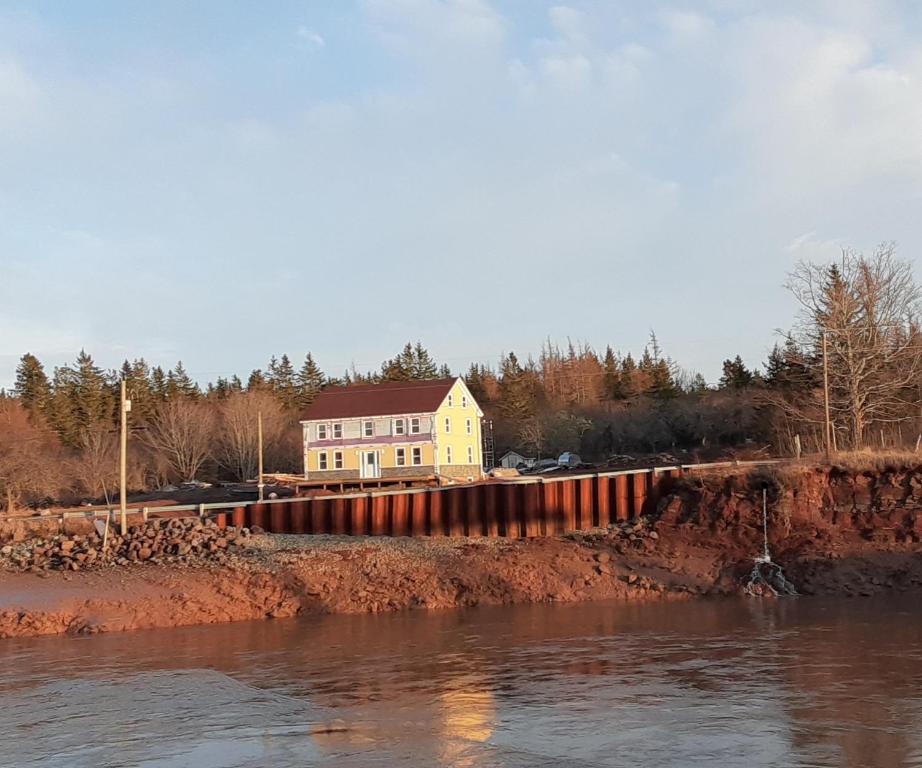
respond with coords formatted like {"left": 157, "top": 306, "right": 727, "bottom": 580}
{"left": 363, "top": 420, "right": 374, "bottom": 437}
{"left": 317, "top": 424, "right": 327, "bottom": 440}
{"left": 332, "top": 423, "right": 343, "bottom": 439}
{"left": 410, "top": 417, "right": 421, "bottom": 434}
{"left": 394, "top": 418, "right": 405, "bottom": 435}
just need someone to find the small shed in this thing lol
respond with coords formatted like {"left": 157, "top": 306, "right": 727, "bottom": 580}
{"left": 499, "top": 451, "right": 536, "bottom": 469}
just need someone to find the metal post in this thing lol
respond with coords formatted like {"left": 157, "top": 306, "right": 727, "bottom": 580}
{"left": 119, "top": 379, "right": 130, "bottom": 535}
{"left": 257, "top": 411, "right": 265, "bottom": 502}
{"left": 822, "top": 331, "right": 832, "bottom": 460}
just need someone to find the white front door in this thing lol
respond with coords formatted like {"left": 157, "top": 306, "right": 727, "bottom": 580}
{"left": 361, "top": 450, "right": 381, "bottom": 479}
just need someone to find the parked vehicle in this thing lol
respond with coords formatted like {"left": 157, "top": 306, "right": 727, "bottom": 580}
{"left": 557, "top": 452, "right": 583, "bottom": 468}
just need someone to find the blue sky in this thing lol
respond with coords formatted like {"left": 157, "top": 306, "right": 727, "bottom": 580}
{"left": 2, "top": 1, "right": 921, "bottom": 388}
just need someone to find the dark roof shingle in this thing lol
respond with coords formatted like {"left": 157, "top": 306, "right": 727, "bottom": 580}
{"left": 301, "top": 378, "right": 457, "bottom": 421}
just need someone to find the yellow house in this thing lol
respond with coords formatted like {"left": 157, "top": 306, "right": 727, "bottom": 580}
{"left": 300, "top": 377, "right": 484, "bottom": 482}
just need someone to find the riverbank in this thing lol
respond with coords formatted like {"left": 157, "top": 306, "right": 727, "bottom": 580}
{"left": 3, "top": 461, "right": 922, "bottom": 639}
{"left": 3, "top": 513, "right": 922, "bottom": 639}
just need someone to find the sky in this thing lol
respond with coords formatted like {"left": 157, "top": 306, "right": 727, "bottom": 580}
{"left": 2, "top": 0, "right": 922, "bottom": 389}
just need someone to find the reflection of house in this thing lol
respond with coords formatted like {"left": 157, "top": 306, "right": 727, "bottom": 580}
{"left": 300, "top": 378, "right": 484, "bottom": 482}
{"left": 499, "top": 451, "right": 535, "bottom": 469}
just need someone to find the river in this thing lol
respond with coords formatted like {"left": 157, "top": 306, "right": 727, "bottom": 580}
{"left": 2, "top": 597, "right": 921, "bottom": 767}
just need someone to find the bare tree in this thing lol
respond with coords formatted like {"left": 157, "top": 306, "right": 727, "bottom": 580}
{"left": 0, "top": 400, "right": 63, "bottom": 513}
{"left": 142, "top": 399, "right": 215, "bottom": 482}
{"left": 70, "top": 425, "right": 118, "bottom": 503}
{"left": 216, "top": 391, "right": 291, "bottom": 481}
{"left": 781, "top": 244, "right": 922, "bottom": 450}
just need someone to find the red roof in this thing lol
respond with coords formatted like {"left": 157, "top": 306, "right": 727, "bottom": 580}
{"left": 302, "top": 378, "right": 457, "bottom": 421}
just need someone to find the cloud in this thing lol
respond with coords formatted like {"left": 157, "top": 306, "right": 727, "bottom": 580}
{"left": 2, "top": 1, "right": 921, "bottom": 388}
{"left": 296, "top": 25, "right": 325, "bottom": 50}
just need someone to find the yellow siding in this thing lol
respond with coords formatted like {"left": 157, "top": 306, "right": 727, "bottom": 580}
{"left": 306, "top": 447, "right": 360, "bottom": 472}
{"left": 307, "top": 443, "right": 435, "bottom": 471}
{"left": 434, "top": 379, "right": 483, "bottom": 474}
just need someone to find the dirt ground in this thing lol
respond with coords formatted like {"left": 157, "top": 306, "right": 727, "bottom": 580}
{"left": 3, "top": 510, "right": 920, "bottom": 639}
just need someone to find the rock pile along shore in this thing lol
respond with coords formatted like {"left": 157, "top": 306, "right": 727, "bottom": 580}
{"left": 0, "top": 518, "right": 258, "bottom": 573}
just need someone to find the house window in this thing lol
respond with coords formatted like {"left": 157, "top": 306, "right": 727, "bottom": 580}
{"left": 363, "top": 420, "right": 374, "bottom": 437}
{"left": 410, "top": 417, "right": 421, "bottom": 434}
{"left": 467, "top": 446, "right": 474, "bottom": 463}
{"left": 448, "top": 394, "right": 453, "bottom": 407}
{"left": 317, "top": 424, "right": 327, "bottom": 440}
{"left": 334, "top": 451, "right": 343, "bottom": 470}
{"left": 394, "top": 418, "right": 405, "bottom": 435}
{"left": 444, "top": 417, "right": 451, "bottom": 433}
{"left": 462, "top": 395, "right": 468, "bottom": 408}
{"left": 412, "top": 447, "right": 422, "bottom": 466}
{"left": 332, "top": 423, "right": 342, "bottom": 439}
{"left": 465, "top": 418, "right": 472, "bottom": 435}
{"left": 318, "top": 451, "right": 328, "bottom": 470}
{"left": 396, "top": 448, "right": 406, "bottom": 466}
{"left": 446, "top": 446, "right": 453, "bottom": 464}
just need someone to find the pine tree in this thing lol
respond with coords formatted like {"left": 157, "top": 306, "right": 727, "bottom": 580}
{"left": 296, "top": 353, "right": 325, "bottom": 407}
{"left": 14, "top": 353, "right": 51, "bottom": 419}
{"left": 247, "top": 369, "right": 267, "bottom": 391}
{"left": 689, "top": 373, "right": 710, "bottom": 394}
{"left": 268, "top": 353, "right": 298, "bottom": 409}
{"left": 166, "top": 361, "right": 199, "bottom": 399}
{"left": 381, "top": 343, "right": 414, "bottom": 381}
{"left": 465, "top": 363, "right": 485, "bottom": 401}
{"left": 46, "top": 351, "right": 116, "bottom": 445}
{"left": 411, "top": 342, "right": 439, "bottom": 379}
{"left": 438, "top": 363, "right": 452, "bottom": 378}
{"left": 719, "top": 355, "right": 754, "bottom": 390}
{"left": 645, "top": 332, "right": 678, "bottom": 399}
{"left": 620, "top": 353, "right": 639, "bottom": 398}
{"left": 498, "top": 352, "right": 536, "bottom": 422}
{"left": 602, "top": 346, "right": 621, "bottom": 400}
{"left": 150, "top": 366, "right": 168, "bottom": 400}
{"left": 121, "top": 358, "right": 155, "bottom": 424}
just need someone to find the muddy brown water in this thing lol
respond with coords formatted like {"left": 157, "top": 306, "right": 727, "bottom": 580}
{"left": 2, "top": 597, "right": 922, "bottom": 767}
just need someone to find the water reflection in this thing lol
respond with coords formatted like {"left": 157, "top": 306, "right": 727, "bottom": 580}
{"left": 2, "top": 597, "right": 922, "bottom": 766}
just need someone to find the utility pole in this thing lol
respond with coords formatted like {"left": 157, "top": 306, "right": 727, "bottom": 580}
{"left": 119, "top": 379, "right": 131, "bottom": 535}
{"left": 257, "top": 411, "right": 265, "bottom": 502}
{"left": 822, "top": 330, "right": 832, "bottom": 461}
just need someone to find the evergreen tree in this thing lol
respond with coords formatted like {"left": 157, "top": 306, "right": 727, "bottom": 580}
{"left": 620, "top": 353, "right": 639, "bottom": 398}
{"left": 268, "top": 353, "right": 298, "bottom": 409}
{"left": 381, "top": 343, "right": 414, "bottom": 381}
{"left": 465, "top": 363, "right": 485, "bottom": 402}
{"left": 438, "top": 363, "right": 452, "bottom": 378}
{"left": 166, "top": 361, "right": 199, "bottom": 399}
{"left": 296, "top": 353, "right": 325, "bottom": 407}
{"left": 14, "top": 353, "right": 51, "bottom": 419}
{"left": 602, "top": 345, "right": 622, "bottom": 399}
{"left": 121, "top": 358, "right": 155, "bottom": 424}
{"left": 247, "top": 369, "right": 267, "bottom": 391}
{"left": 645, "top": 332, "right": 678, "bottom": 399}
{"left": 689, "top": 373, "right": 710, "bottom": 394}
{"left": 498, "top": 352, "right": 536, "bottom": 422}
{"left": 47, "top": 350, "right": 116, "bottom": 445}
{"left": 719, "top": 355, "right": 754, "bottom": 390}
{"left": 150, "top": 366, "right": 168, "bottom": 400}
{"left": 411, "top": 342, "right": 439, "bottom": 379}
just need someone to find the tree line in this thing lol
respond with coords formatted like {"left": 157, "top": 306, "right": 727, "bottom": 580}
{"left": 1, "top": 246, "right": 920, "bottom": 512}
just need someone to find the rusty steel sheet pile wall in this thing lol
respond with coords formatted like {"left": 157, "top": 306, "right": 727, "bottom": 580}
{"left": 12, "top": 461, "right": 776, "bottom": 539}
{"left": 238, "top": 467, "right": 685, "bottom": 538}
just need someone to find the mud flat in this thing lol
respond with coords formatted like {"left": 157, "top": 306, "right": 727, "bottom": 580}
{"left": 2, "top": 462, "right": 922, "bottom": 639}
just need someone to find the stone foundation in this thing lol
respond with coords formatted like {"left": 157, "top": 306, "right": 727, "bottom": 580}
{"left": 439, "top": 464, "right": 484, "bottom": 481}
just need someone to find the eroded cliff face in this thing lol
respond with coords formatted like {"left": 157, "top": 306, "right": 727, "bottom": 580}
{"left": 655, "top": 464, "right": 922, "bottom": 595}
